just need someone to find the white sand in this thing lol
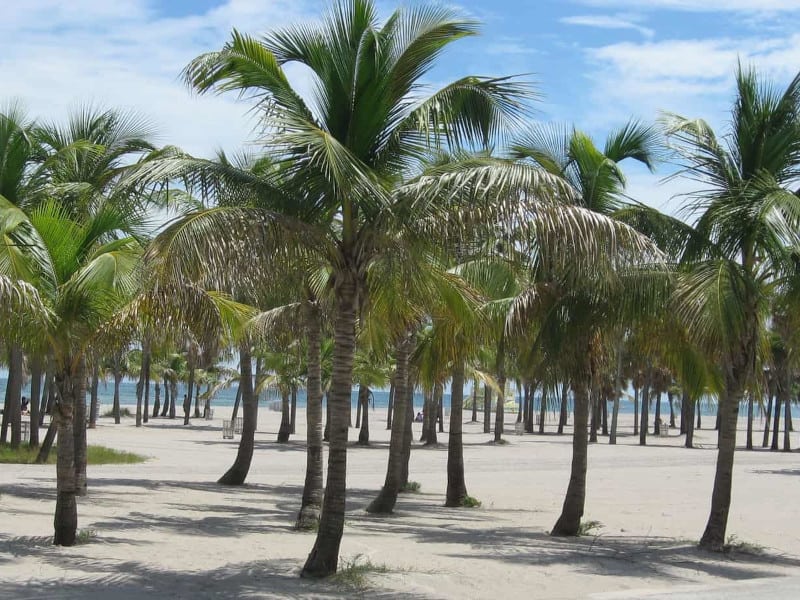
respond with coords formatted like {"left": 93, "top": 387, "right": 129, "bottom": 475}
{"left": 2, "top": 405, "right": 799, "bottom": 599}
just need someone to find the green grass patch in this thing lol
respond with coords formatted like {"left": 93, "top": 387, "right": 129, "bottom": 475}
{"left": 331, "top": 554, "right": 390, "bottom": 590}
{"left": 76, "top": 529, "right": 96, "bottom": 545}
{"left": 577, "top": 520, "right": 604, "bottom": 536}
{"left": 725, "top": 535, "right": 764, "bottom": 555}
{"left": 0, "top": 442, "right": 146, "bottom": 465}
{"left": 461, "top": 495, "right": 482, "bottom": 508}
{"left": 400, "top": 481, "right": 421, "bottom": 493}
{"left": 101, "top": 407, "right": 132, "bottom": 418}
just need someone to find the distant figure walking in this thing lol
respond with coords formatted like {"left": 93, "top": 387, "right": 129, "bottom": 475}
{"left": 415, "top": 411, "right": 424, "bottom": 423}
{"left": 21, "top": 396, "right": 29, "bottom": 414}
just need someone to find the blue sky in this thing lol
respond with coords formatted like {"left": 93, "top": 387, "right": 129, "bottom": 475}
{"left": 2, "top": 0, "right": 799, "bottom": 215}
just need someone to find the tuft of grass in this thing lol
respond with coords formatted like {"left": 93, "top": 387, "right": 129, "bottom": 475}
{"left": 331, "top": 554, "right": 389, "bottom": 590}
{"left": 76, "top": 529, "right": 96, "bottom": 545}
{"left": 725, "top": 535, "right": 764, "bottom": 555}
{"left": 0, "top": 443, "right": 146, "bottom": 465}
{"left": 102, "top": 407, "right": 132, "bottom": 418}
{"left": 461, "top": 495, "right": 482, "bottom": 508}
{"left": 577, "top": 520, "right": 604, "bottom": 536}
{"left": 400, "top": 481, "right": 421, "bottom": 493}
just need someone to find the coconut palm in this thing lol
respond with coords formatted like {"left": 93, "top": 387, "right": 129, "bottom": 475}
{"left": 510, "top": 122, "right": 665, "bottom": 536}
{"left": 664, "top": 66, "right": 800, "bottom": 549}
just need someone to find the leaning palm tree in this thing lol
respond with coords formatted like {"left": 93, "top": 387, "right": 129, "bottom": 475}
{"left": 665, "top": 66, "right": 800, "bottom": 550}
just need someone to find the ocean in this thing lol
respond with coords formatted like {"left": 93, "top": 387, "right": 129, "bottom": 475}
{"left": 3, "top": 377, "right": 798, "bottom": 419}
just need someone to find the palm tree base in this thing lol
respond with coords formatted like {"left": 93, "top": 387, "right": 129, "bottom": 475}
{"left": 53, "top": 492, "right": 77, "bottom": 546}
{"left": 365, "top": 488, "right": 396, "bottom": 514}
{"left": 550, "top": 516, "right": 580, "bottom": 536}
{"left": 295, "top": 505, "right": 321, "bottom": 530}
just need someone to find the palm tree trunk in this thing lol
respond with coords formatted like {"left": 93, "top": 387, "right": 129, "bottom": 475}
{"left": 783, "top": 391, "right": 792, "bottom": 451}
{"left": 552, "top": 352, "right": 590, "bottom": 536}
{"left": 142, "top": 343, "right": 151, "bottom": 425}
{"left": 685, "top": 393, "right": 695, "bottom": 449}
{"left": 4, "top": 345, "right": 23, "bottom": 448}
{"left": 73, "top": 355, "right": 88, "bottom": 497}
{"left": 654, "top": 392, "right": 662, "bottom": 435}
{"left": 610, "top": 395, "right": 621, "bottom": 445}
{"left": 323, "top": 393, "right": 331, "bottom": 442}
{"left": 169, "top": 381, "right": 177, "bottom": 419}
{"left": 36, "top": 419, "right": 57, "bottom": 464}
{"left": 161, "top": 377, "right": 170, "bottom": 417}
{"left": 302, "top": 273, "right": 358, "bottom": 578}
{"left": 113, "top": 368, "right": 122, "bottom": 424}
{"left": 697, "top": 401, "right": 702, "bottom": 429}
{"left": 89, "top": 361, "right": 99, "bottom": 429}
{"left": 400, "top": 381, "right": 414, "bottom": 488}
{"left": 183, "top": 357, "right": 195, "bottom": 426}
{"left": 516, "top": 381, "right": 523, "bottom": 424}
{"left": 522, "top": 382, "right": 530, "bottom": 432}
{"left": 425, "top": 385, "right": 440, "bottom": 445}
{"left": 290, "top": 385, "right": 298, "bottom": 435}
{"left": 494, "top": 333, "right": 506, "bottom": 443}
{"left": 219, "top": 344, "right": 257, "bottom": 485}
{"left": 386, "top": 380, "right": 394, "bottom": 430}
{"left": 639, "top": 369, "right": 651, "bottom": 446}
{"left": 355, "top": 391, "right": 362, "bottom": 428}
{"left": 762, "top": 394, "right": 773, "bottom": 447}
{"left": 589, "top": 387, "right": 598, "bottom": 444}
{"left": 277, "top": 387, "right": 291, "bottom": 443}
{"left": 669, "top": 391, "right": 676, "bottom": 428}
{"left": 633, "top": 386, "right": 639, "bottom": 436}
{"left": 367, "top": 332, "right": 413, "bottom": 515}
{"left": 39, "top": 366, "right": 52, "bottom": 427}
{"left": 771, "top": 396, "right": 782, "bottom": 450}
{"left": 358, "top": 384, "right": 370, "bottom": 445}
{"left": 438, "top": 390, "right": 444, "bottom": 433}
{"left": 601, "top": 397, "right": 608, "bottom": 436}
{"left": 483, "top": 386, "right": 491, "bottom": 433}
{"left": 153, "top": 380, "right": 161, "bottom": 418}
{"left": 298, "top": 301, "right": 324, "bottom": 529}
{"left": 29, "top": 356, "right": 43, "bottom": 447}
{"left": 471, "top": 380, "right": 478, "bottom": 422}
{"left": 538, "top": 386, "right": 547, "bottom": 434}
{"left": 745, "top": 393, "right": 754, "bottom": 450}
{"left": 558, "top": 382, "right": 568, "bottom": 435}
{"left": 445, "top": 361, "right": 468, "bottom": 507}
{"left": 54, "top": 356, "right": 85, "bottom": 546}
{"left": 698, "top": 373, "right": 743, "bottom": 550}
{"left": 231, "top": 384, "right": 243, "bottom": 422}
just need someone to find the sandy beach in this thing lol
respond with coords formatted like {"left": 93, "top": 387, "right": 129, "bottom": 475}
{"left": 2, "top": 406, "right": 799, "bottom": 599}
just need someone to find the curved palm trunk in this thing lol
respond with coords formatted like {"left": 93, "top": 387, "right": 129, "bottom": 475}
{"left": 552, "top": 352, "right": 590, "bottom": 536}
{"left": 298, "top": 301, "right": 324, "bottom": 529}
{"left": 783, "top": 391, "right": 791, "bottom": 452}
{"left": 219, "top": 344, "right": 257, "bottom": 485}
{"left": 358, "top": 385, "right": 370, "bottom": 445}
{"left": 355, "top": 394, "right": 362, "bottom": 429}
{"left": 771, "top": 396, "right": 781, "bottom": 450}
{"left": 54, "top": 356, "right": 86, "bottom": 546}
{"left": 493, "top": 333, "right": 506, "bottom": 442}
{"left": 169, "top": 382, "right": 177, "bottom": 419}
{"left": 277, "top": 388, "right": 291, "bottom": 443}
{"left": 367, "top": 333, "right": 413, "bottom": 515}
{"left": 291, "top": 385, "right": 298, "bottom": 435}
{"left": 35, "top": 419, "right": 57, "bottom": 464}
{"left": 445, "top": 361, "right": 468, "bottom": 506}
{"left": 745, "top": 394, "right": 754, "bottom": 450}
{"left": 633, "top": 386, "right": 639, "bottom": 436}
{"left": 302, "top": 274, "right": 358, "bottom": 578}
{"left": 669, "top": 391, "right": 676, "bottom": 428}
{"left": 539, "top": 386, "right": 548, "bottom": 434}
{"left": 654, "top": 392, "right": 662, "bottom": 436}
{"left": 400, "top": 381, "right": 414, "bottom": 488}
{"left": 699, "top": 374, "right": 743, "bottom": 550}
{"left": 231, "top": 385, "right": 243, "bottom": 422}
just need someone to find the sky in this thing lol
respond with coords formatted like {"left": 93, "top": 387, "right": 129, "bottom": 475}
{"left": 2, "top": 0, "right": 800, "bottom": 216}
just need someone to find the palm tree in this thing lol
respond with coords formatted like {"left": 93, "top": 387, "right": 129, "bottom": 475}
{"left": 511, "top": 121, "right": 664, "bottom": 536}
{"left": 665, "top": 66, "right": 800, "bottom": 549}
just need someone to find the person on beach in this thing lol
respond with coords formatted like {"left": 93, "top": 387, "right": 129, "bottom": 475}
{"left": 415, "top": 411, "right": 423, "bottom": 423}
{"left": 21, "top": 396, "right": 29, "bottom": 414}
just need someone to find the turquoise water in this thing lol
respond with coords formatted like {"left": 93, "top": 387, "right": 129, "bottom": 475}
{"left": 3, "top": 378, "right": 797, "bottom": 418}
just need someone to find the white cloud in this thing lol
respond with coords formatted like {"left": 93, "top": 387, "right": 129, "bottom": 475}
{"left": 561, "top": 14, "right": 654, "bottom": 38}
{"left": 579, "top": 34, "right": 800, "bottom": 127}
{"left": 0, "top": 0, "right": 318, "bottom": 157}
{"left": 576, "top": 0, "right": 800, "bottom": 12}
